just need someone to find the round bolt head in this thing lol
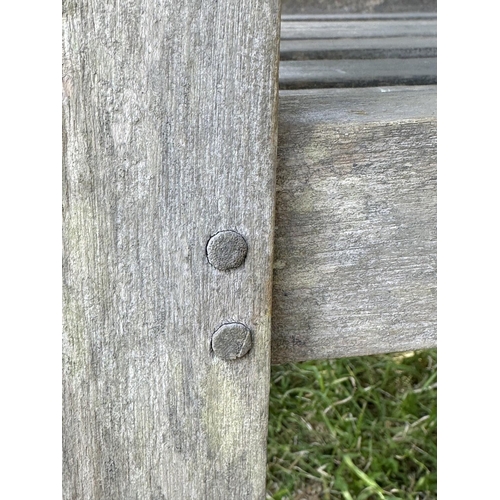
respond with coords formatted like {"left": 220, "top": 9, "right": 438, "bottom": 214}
{"left": 211, "top": 323, "right": 253, "bottom": 360}
{"left": 206, "top": 230, "right": 248, "bottom": 271}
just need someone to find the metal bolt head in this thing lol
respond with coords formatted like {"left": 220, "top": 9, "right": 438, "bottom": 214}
{"left": 211, "top": 323, "right": 253, "bottom": 360}
{"left": 206, "top": 230, "right": 248, "bottom": 271}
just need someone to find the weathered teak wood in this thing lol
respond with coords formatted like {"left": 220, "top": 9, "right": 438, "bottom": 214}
{"left": 281, "top": 12, "right": 437, "bottom": 20}
{"left": 62, "top": 0, "right": 280, "bottom": 498}
{"left": 280, "top": 19, "right": 436, "bottom": 39}
{"left": 279, "top": 14, "right": 437, "bottom": 88}
{"left": 279, "top": 57, "right": 437, "bottom": 89}
{"left": 271, "top": 86, "right": 437, "bottom": 365}
{"left": 280, "top": 14, "right": 437, "bottom": 62}
{"left": 280, "top": 36, "right": 437, "bottom": 61}
{"left": 282, "top": 0, "right": 437, "bottom": 15}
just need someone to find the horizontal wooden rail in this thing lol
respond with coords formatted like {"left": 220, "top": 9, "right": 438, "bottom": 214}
{"left": 271, "top": 85, "right": 436, "bottom": 365}
{"left": 281, "top": 19, "right": 436, "bottom": 40}
{"left": 281, "top": 13, "right": 437, "bottom": 21}
{"left": 280, "top": 36, "right": 437, "bottom": 61}
{"left": 279, "top": 58, "right": 437, "bottom": 89}
{"left": 281, "top": 0, "right": 437, "bottom": 15}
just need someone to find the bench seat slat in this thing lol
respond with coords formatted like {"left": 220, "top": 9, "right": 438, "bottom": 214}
{"left": 281, "top": 19, "right": 437, "bottom": 40}
{"left": 281, "top": 13, "right": 437, "bottom": 21}
{"left": 279, "top": 57, "right": 437, "bottom": 89}
{"left": 281, "top": 0, "right": 437, "bottom": 16}
{"left": 281, "top": 36, "right": 437, "bottom": 61}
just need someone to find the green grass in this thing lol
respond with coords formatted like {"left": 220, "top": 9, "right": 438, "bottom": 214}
{"left": 266, "top": 350, "right": 437, "bottom": 500}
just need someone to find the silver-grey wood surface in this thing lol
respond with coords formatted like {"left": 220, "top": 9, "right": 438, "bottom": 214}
{"left": 62, "top": 0, "right": 280, "bottom": 498}
{"left": 281, "top": 13, "right": 437, "bottom": 21}
{"left": 282, "top": 0, "right": 437, "bottom": 15}
{"left": 272, "top": 86, "right": 437, "bottom": 364}
{"left": 280, "top": 19, "right": 436, "bottom": 39}
{"left": 280, "top": 36, "right": 437, "bottom": 61}
{"left": 279, "top": 58, "right": 437, "bottom": 89}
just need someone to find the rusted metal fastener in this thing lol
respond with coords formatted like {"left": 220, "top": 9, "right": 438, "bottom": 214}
{"left": 211, "top": 322, "right": 253, "bottom": 360}
{"left": 206, "top": 230, "right": 248, "bottom": 271}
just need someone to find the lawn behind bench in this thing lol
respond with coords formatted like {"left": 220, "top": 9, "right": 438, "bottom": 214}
{"left": 267, "top": 349, "right": 437, "bottom": 499}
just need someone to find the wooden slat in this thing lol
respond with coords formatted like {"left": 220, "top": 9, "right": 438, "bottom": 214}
{"left": 281, "top": 13, "right": 437, "bottom": 21}
{"left": 281, "top": 19, "right": 437, "bottom": 39}
{"left": 279, "top": 58, "right": 437, "bottom": 89}
{"left": 62, "top": 0, "right": 280, "bottom": 498}
{"left": 280, "top": 36, "right": 437, "bottom": 60}
{"left": 271, "top": 86, "right": 436, "bottom": 365}
{"left": 281, "top": 0, "right": 437, "bottom": 15}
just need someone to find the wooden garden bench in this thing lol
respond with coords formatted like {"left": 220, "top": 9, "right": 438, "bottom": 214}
{"left": 62, "top": 0, "right": 436, "bottom": 497}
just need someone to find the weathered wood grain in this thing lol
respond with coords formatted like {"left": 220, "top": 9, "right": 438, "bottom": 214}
{"left": 282, "top": 0, "right": 437, "bottom": 15}
{"left": 62, "top": 0, "right": 280, "bottom": 498}
{"left": 272, "top": 86, "right": 436, "bottom": 364}
{"left": 281, "top": 13, "right": 437, "bottom": 21}
{"left": 279, "top": 58, "right": 437, "bottom": 89}
{"left": 280, "top": 36, "right": 437, "bottom": 60}
{"left": 280, "top": 19, "right": 436, "bottom": 39}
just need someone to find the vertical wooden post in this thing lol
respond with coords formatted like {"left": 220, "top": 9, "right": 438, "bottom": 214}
{"left": 62, "top": 0, "right": 281, "bottom": 498}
